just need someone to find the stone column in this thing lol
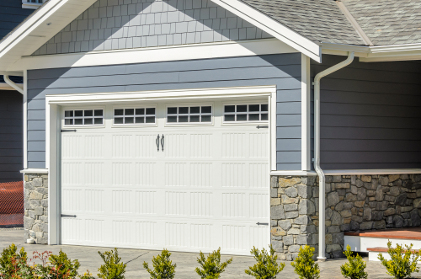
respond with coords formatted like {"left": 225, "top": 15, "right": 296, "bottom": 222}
{"left": 24, "top": 173, "right": 48, "bottom": 244}
{"left": 270, "top": 175, "right": 318, "bottom": 260}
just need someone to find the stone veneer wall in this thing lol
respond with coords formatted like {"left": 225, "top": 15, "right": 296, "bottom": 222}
{"left": 24, "top": 173, "right": 48, "bottom": 244}
{"left": 271, "top": 174, "right": 421, "bottom": 260}
{"left": 270, "top": 176, "right": 319, "bottom": 260}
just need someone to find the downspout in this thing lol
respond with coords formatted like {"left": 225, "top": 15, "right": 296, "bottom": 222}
{"left": 4, "top": 75, "right": 24, "bottom": 94}
{"left": 314, "top": 51, "right": 354, "bottom": 261}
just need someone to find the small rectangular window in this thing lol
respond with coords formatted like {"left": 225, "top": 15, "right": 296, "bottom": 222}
{"left": 64, "top": 109, "right": 104, "bottom": 126}
{"left": 167, "top": 105, "right": 212, "bottom": 123}
{"left": 223, "top": 104, "right": 268, "bottom": 122}
{"left": 114, "top": 107, "right": 156, "bottom": 125}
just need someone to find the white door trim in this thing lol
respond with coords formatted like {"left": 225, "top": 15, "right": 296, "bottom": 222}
{"left": 46, "top": 85, "right": 277, "bottom": 245}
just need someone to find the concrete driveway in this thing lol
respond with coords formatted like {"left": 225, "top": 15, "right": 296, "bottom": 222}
{"left": 0, "top": 228, "right": 419, "bottom": 278}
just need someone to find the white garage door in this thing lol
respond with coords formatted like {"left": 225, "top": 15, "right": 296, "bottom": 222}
{"left": 60, "top": 99, "right": 270, "bottom": 255}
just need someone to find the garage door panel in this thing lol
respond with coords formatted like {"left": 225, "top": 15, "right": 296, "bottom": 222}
{"left": 222, "top": 132, "right": 247, "bottom": 158}
{"left": 249, "top": 193, "right": 269, "bottom": 218}
{"left": 85, "top": 189, "right": 105, "bottom": 213}
{"left": 133, "top": 162, "right": 157, "bottom": 187}
{"left": 249, "top": 132, "right": 269, "bottom": 158}
{"left": 165, "top": 191, "right": 188, "bottom": 216}
{"left": 134, "top": 190, "right": 157, "bottom": 215}
{"left": 249, "top": 163, "right": 269, "bottom": 188}
{"left": 190, "top": 162, "right": 213, "bottom": 187}
{"left": 112, "top": 190, "right": 132, "bottom": 213}
{"left": 134, "top": 134, "right": 159, "bottom": 158}
{"left": 111, "top": 162, "right": 132, "bottom": 186}
{"left": 190, "top": 134, "right": 212, "bottom": 158}
{"left": 84, "top": 135, "right": 105, "bottom": 158}
{"left": 190, "top": 223, "right": 213, "bottom": 249}
{"left": 85, "top": 219, "right": 105, "bottom": 244}
{"left": 62, "top": 188, "right": 83, "bottom": 213}
{"left": 164, "top": 162, "right": 188, "bottom": 186}
{"left": 61, "top": 100, "right": 270, "bottom": 255}
{"left": 221, "top": 163, "right": 247, "bottom": 187}
{"left": 190, "top": 192, "right": 212, "bottom": 217}
{"left": 134, "top": 221, "right": 157, "bottom": 246}
{"left": 164, "top": 133, "right": 188, "bottom": 158}
{"left": 112, "top": 220, "right": 133, "bottom": 245}
{"left": 112, "top": 134, "right": 133, "bottom": 158}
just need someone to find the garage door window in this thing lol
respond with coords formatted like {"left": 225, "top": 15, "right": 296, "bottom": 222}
{"left": 167, "top": 106, "right": 212, "bottom": 123}
{"left": 114, "top": 108, "right": 156, "bottom": 125}
{"left": 224, "top": 104, "right": 268, "bottom": 122}
{"left": 64, "top": 109, "right": 103, "bottom": 126}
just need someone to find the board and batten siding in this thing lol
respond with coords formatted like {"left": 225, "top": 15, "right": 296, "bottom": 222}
{"left": 0, "top": 90, "right": 23, "bottom": 183}
{"left": 27, "top": 53, "right": 302, "bottom": 170}
{"left": 311, "top": 55, "right": 421, "bottom": 169}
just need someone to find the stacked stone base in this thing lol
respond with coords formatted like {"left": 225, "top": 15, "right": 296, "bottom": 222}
{"left": 24, "top": 173, "right": 48, "bottom": 244}
{"left": 271, "top": 174, "right": 421, "bottom": 260}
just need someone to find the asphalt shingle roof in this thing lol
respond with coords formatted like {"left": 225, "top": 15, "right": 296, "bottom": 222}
{"left": 240, "top": 0, "right": 364, "bottom": 45}
{"left": 342, "top": 0, "right": 421, "bottom": 46}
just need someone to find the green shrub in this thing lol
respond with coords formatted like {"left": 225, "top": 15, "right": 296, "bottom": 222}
{"left": 340, "top": 245, "right": 367, "bottom": 279}
{"left": 0, "top": 243, "right": 29, "bottom": 279}
{"left": 245, "top": 245, "right": 285, "bottom": 279}
{"left": 143, "top": 249, "right": 176, "bottom": 279}
{"left": 291, "top": 245, "right": 320, "bottom": 279}
{"left": 378, "top": 240, "right": 421, "bottom": 279}
{"left": 98, "top": 248, "right": 127, "bottom": 279}
{"left": 195, "top": 248, "right": 232, "bottom": 279}
{"left": 48, "top": 250, "right": 80, "bottom": 278}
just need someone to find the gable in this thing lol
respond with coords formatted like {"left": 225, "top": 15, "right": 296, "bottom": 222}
{"left": 32, "top": 0, "right": 272, "bottom": 56}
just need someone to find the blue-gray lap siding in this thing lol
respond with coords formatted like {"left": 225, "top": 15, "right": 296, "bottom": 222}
{"left": 311, "top": 55, "right": 421, "bottom": 169}
{"left": 27, "top": 53, "right": 302, "bottom": 170}
{"left": 0, "top": 90, "right": 23, "bottom": 183}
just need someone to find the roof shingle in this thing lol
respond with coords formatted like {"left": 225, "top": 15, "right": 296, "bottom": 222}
{"left": 240, "top": 0, "right": 364, "bottom": 45}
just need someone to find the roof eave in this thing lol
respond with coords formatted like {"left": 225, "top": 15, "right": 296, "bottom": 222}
{"left": 211, "top": 0, "right": 322, "bottom": 62}
{"left": 322, "top": 42, "right": 421, "bottom": 62}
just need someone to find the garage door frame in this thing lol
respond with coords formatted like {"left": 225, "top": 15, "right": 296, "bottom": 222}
{"left": 45, "top": 85, "right": 277, "bottom": 245}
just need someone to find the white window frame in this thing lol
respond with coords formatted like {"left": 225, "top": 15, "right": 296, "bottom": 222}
{"left": 22, "top": 0, "right": 43, "bottom": 9}
{"left": 222, "top": 101, "right": 269, "bottom": 125}
{"left": 165, "top": 103, "right": 214, "bottom": 126}
{"left": 112, "top": 105, "right": 157, "bottom": 127}
{"left": 61, "top": 107, "right": 105, "bottom": 128}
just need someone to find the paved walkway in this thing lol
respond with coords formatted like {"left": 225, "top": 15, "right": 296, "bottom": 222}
{"left": 1, "top": 229, "right": 420, "bottom": 278}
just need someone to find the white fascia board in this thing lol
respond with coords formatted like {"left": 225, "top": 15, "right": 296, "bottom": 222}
{"left": 0, "top": 0, "right": 97, "bottom": 71}
{"left": 210, "top": 0, "right": 321, "bottom": 62}
{"left": 10, "top": 38, "right": 297, "bottom": 71}
{"left": 321, "top": 42, "right": 421, "bottom": 62}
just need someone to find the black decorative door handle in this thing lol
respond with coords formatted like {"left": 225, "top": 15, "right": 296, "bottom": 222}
{"left": 156, "top": 134, "right": 160, "bottom": 151}
{"left": 161, "top": 134, "right": 164, "bottom": 151}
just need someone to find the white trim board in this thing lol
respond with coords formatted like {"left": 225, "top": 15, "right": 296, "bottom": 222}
{"left": 10, "top": 39, "right": 297, "bottom": 71}
{"left": 20, "top": 168, "right": 48, "bottom": 174}
{"left": 300, "top": 54, "right": 311, "bottom": 171}
{"left": 45, "top": 85, "right": 277, "bottom": 245}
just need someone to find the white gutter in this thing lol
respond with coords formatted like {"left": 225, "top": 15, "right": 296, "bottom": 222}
{"left": 314, "top": 51, "right": 354, "bottom": 261}
{"left": 3, "top": 75, "right": 24, "bottom": 94}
